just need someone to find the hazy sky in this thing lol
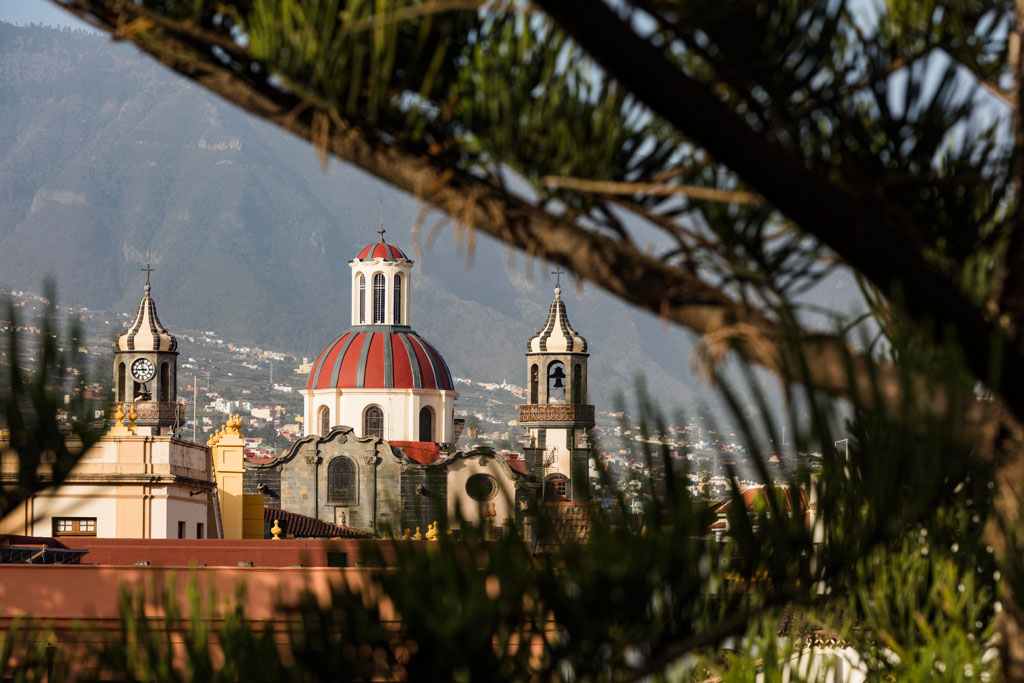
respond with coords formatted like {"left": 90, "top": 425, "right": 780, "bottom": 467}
{"left": 0, "top": 0, "right": 92, "bottom": 30}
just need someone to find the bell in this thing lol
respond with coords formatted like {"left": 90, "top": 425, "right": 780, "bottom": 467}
{"left": 553, "top": 377, "right": 564, "bottom": 388}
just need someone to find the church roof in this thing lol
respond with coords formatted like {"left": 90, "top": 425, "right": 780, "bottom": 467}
{"left": 117, "top": 283, "right": 177, "bottom": 352}
{"left": 527, "top": 286, "right": 587, "bottom": 354}
{"left": 307, "top": 327, "right": 454, "bottom": 391}
{"left": 355, "top": 241, "right": 411, "bottom": 262}
{"left": 263, "top": 506, "right": 371, "bottom": 539}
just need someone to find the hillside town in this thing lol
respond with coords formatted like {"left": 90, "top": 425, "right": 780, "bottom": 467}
{"left": 2, "top": 282, "right": 801, "bottom": 512}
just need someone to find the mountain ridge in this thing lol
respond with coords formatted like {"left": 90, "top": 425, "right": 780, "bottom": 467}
{"left": 0, "top": 22, "right": 727, "bottom": 410}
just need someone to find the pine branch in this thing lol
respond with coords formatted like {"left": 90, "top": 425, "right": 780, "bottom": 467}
{"left": 542, "top": 175, "right": 765, "bottom": 204}
{"left": 537, "top": 0, "right": 1024, "bottom": 425}
{"left": 49, "top": 0, "right": 1012, "bottom": 435}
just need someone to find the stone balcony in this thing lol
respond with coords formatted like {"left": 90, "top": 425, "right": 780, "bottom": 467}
{"left": 108, "top": 401, "right": 185, "bottom": 425}
{"left": 518, "top": 403, "right": 595, "bottom": 427}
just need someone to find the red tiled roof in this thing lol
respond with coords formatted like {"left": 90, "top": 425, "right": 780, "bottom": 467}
{"left": 306, "top": 330, "right": 454, "bottom": 391}
{"left": 264, "top": 506, "right": 371, "bottom": 539}
{"left": 712, "top": 485, "right": 807, "bottom": 515}
{"left": 355, "top": 241, "right": 411, "bottom": 262}
{"left": 505, "top": 458, "right": 526, "bottom": 475}
{"left": 389, "top": 440, "right": 441, "bottom": 464}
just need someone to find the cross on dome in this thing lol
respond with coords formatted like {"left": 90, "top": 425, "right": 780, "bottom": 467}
{"left": 377, "top": 201, "right": 386, "bottom": 242}
{"left": 551, "top": 267, "right": 565, "bottom": 294}
{"left": 141, "top": 251, "right": 155, "bottom": 293}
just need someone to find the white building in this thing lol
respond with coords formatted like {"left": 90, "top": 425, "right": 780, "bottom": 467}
{"left": 2, "top": 278, "right": 220, "bottom": 540}
{"left": 302, "top": 227, "right": 460, "bottom": 447}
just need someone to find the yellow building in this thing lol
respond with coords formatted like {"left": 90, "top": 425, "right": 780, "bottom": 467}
{"left": 1, "top": 277, "right": 241, "bottom": 540}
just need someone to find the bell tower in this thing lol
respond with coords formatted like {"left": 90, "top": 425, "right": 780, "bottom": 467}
{"left": 520, "top": 271, "right": 594, "bottom": 501}
{"left": 112, "top": 261, "right": 182, "bottom": 436}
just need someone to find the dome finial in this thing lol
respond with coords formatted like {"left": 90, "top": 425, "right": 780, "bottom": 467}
{"left": 141, "top": 250, "right": 155, "bottom": 294}
{"left": 551, "top": 267, "right": 564, "bottom": 297}
{"left": 377, "top": 200, "right": 386, "bottom": 242}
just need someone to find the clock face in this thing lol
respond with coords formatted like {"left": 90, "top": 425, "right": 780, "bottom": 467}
{"left": 131, "top": 358, "right": 156, "bottom": 383}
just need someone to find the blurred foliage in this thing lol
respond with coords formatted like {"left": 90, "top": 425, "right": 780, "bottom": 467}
{"left": 9, "top": 0, "right": 1024, "bottom": 678}
{"left": 0, "top": 282, "right": 106, "bottom": 520}
{"left": 0, "top": 324, "right": 1004, "bottom": 680}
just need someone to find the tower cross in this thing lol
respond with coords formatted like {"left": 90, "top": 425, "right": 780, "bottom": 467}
{"left": 141, "top": 251, "right": 155, "bottom": 287}
{"left": 551, "top": 267, "right": 565, "bottom": 288}
{"left": 377, "top": 200, "right": 386, "bottom": 242}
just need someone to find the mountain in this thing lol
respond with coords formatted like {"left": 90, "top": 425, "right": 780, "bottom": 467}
{"left": 0, "top": 22, "right": 863, "bottom": 413}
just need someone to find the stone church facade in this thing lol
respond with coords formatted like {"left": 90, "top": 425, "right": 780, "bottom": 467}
{"left": 244, "top": 228, "right": 592, "bottom": 537}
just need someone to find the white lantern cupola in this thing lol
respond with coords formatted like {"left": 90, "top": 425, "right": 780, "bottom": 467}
{"left": 349, "top": 220, "right": 413, "bottom": 327}
{"left": 302, "top": 211, "right": 461, "bottom": 456}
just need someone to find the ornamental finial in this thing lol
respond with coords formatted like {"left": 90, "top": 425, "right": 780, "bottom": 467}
{"left": 142, "top": 250, "right": 155, "bottom": 294}
{"left": 551, "top": 267, "right": 564, "bottom": 295}
{"left": 377, "top": 200, "right": 386, "bottom": 242}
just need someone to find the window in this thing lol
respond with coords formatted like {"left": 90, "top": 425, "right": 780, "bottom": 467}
{"left": 328, "top": 457, "right": 357, "bottom": 504}
{"left": 373, "top": 273, "right": 385, "bottom": 323}
{"left": 547, "top": 361, "right": 566, "bottom": 404}
{"left": 537, "top": 428, "right": 546, "bottom": 450}
{"left": 159, "top": 362, "right": 169, "bottom": 402}
{"left": 358, "top": 274, "right": 366, "bottom": 323}
{"left": 572, "top": 364, "right": 583, "bottom": 404}
{"left": 419, "top": 406, "right": 434, "bottom": 442}
{"left": 394, "top": 273, "right": 403, "bottom": 324}
{"left": 118, "top": 362, "right": 126, "bottom": 402}
{"left": 530, "top": 364, "right": 538, "bottom": 404}
{"left": 544, "top": 474, "right": 569, "bottom": 502}
{"left": 466, "top": 474, "right": 498, "bottom": 501}
{"left": 318, "top": 406, "right": 330, "bottom": 435}
{"left": 53, "top": 517, "right": 96, "bottom": 537}
{"left": 178, "top": 521, "right": 186, "bottom": 539}
{"left": 364, "top": 406, "right": 384, "bottom": 438}
{"left": 197, "top": 522, "right": 204, "bottom": 539}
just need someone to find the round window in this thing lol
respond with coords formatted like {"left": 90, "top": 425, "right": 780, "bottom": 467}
{"left": 466, "top": 474, "right": 498, "bottom": 501}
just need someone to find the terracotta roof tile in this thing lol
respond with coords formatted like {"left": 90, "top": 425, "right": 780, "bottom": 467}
{"left": 264, "top": 506, "right": 371, "bottom": 539}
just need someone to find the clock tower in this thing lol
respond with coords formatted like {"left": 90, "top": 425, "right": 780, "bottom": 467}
{"left": 112, "top": 265, "right": 182, "bottom": 436}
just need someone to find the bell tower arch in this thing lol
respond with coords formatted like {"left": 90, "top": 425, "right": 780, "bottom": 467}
{"left": 520, "top": 276, "right": 594, "bottom": 501}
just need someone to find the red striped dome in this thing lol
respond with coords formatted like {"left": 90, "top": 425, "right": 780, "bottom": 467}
{"left": 307, "top": 329, "right": 454, "bottom": 391}
{"left": 355, "top": 241, "right": 411, "bottom": 262}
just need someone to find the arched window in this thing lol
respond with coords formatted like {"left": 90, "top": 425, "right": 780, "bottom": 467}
{"left": 393, "top": 273, "right": 403, "bottom": 325}
{"left": 530, "top": 364, "right": 539, "bottom": 404}
{"left": 419, "top": 406, "right": 434, "bottom": 442}
{"left": 373, "top": 273, "right": 386, "bottom": 323}
{"left": 118, "top": 362, "right": 126, "bottom": 402}
{"left": 159, "top": 363, "right": 169, "bottom": 402}
{"left": 318, "top": 406, "right": 330, "bottom": 435}
{"left": 364, "top": 405, "right": 384, "bottom": 438}
{"left": 544, "top": 473, "right": 569, "bottom": 502}
{"left": 547, "top": 361, "right": 566, "bottom": 404}
{"left": 327, "top": 457, "right": 357, "bottom": 504}
{"left": 358, "top": 273, "right": 366, "bottom": 324}
{"left": 572, "top": 364, "right": 582, "bottom": 404}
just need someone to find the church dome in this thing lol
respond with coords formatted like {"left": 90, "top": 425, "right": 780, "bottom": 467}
{"left": 355, "top": 241, "right": 411, "bottom": 262}
{"left": 307, "top": 328, "right": 454, "bottom": 391}
{"left": 117, "top": 283, "right": 177, "bottom": 352}
{"left": 527, "top": 285, "right": 587, "bottom": 354}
